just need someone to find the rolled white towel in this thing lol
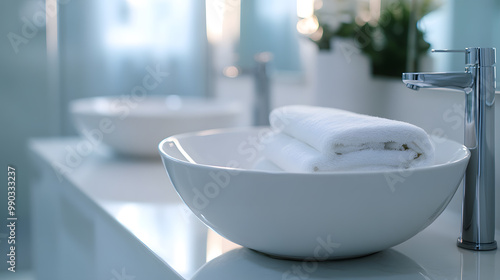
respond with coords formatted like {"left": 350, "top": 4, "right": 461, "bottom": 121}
{"left": 263, "top": 105, "right": 434, "bottom": 172}
{"left": 263, "top": 133, "right": 428, "bottom": 172}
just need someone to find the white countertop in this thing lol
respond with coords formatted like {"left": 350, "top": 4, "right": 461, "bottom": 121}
{"left": 30, "top": 138, "right": 500, "bottom": 279}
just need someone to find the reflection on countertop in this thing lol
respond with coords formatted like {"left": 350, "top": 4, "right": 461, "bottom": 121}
{"left": 192, "top": 248, "right": 430, "bottom": 280}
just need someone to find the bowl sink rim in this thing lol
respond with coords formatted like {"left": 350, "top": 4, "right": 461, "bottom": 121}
{"left": 158, "top": 126, "right": 470, "bottom": 175}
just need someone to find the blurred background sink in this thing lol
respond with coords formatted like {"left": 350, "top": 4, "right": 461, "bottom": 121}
{"left": 70, "top": 95, "right": 242, "bottom": 157}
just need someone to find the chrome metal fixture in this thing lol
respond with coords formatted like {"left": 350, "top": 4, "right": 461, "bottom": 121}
{"left": 402, "top": 47, "right": 497, "bottom": 251}
{"left": 253, "top": 52, "right": 273, "bottom": 126}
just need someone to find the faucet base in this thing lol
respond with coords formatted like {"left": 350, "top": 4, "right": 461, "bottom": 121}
{"left": 457, "top": 238, "right": 497, "bottom": 251}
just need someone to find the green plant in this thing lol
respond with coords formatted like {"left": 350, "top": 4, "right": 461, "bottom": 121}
{"left": 312, "top": 0, "right": 439, "bottom": 78}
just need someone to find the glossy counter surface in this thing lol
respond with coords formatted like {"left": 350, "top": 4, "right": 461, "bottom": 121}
{"left": 30, "top": 138, "right": 499, "bottom": 279}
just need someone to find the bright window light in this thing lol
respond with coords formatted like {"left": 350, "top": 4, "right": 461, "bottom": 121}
{"left": 297, "top": 0, "right": 315, "bottom": 18}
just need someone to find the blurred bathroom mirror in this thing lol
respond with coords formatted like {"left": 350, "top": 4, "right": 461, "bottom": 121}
{"left": 53, "top": 0, "right": 500, "bottom": 132}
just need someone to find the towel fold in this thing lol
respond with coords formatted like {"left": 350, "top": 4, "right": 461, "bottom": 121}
{"left": 261, "top": 105, "right": 434, "bottom": 172}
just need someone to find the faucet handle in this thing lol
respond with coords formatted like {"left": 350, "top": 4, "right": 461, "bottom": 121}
{"left": 431, "top": 48, "right": 496, "bottom": 67}
{"left": 465, "top": 47, "right": 496, "bottom": 67}
{"left": 431, "top": 49, "right": 465, "bottom": 53}
{"left": 431, "top": 49, "right": 468, "bottom": 67}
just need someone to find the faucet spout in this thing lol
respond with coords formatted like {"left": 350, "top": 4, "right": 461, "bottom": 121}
{"left": 402, "top": 72, "right": 473, "bottom": 91}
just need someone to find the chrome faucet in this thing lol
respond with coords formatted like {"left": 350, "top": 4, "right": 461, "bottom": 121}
{"left": 403, "top": 47, "right": 497, "bottom": 251}
{"left": 253, "top": 52, "right": 273, "bottom": 126}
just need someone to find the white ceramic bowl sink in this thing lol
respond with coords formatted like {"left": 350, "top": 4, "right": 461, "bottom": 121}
{"left": 159, "top": 127, "right": 470, "bottom": 260}
{"left": 70, "top": 96, "right": 242, "bottom": 157}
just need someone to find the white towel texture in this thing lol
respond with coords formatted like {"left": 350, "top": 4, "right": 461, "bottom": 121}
{"left": 261, "top": 105, "right": 434, "bottom": 172}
